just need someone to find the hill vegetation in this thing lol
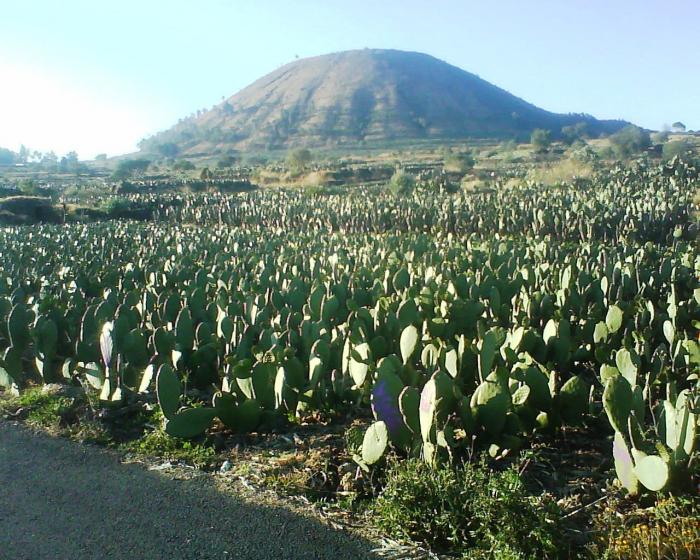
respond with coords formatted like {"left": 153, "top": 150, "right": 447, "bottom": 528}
{"left": 139, "top": 49, "right": 629, "bottom": 155}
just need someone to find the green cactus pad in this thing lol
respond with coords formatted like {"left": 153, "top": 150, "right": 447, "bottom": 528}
{"left": 557, "top": 375, "right": 590, "bottom": 424}
{"left": 215, "top": 394, "right": 262, "bottom": 432}
{"left": 606, "top": 305, "right": 623, "bottom": 333}
{"left": 613, "top": 431, "right": 639, "bottom": 495}
{"left": 603, "top": 374, "right": 633, "bottom": 434}
{"left": 523, "top": 367, "right": 552, "bottom": 411}
{"left": 400, "top": 325, "right": 419, "bottom": 365}
{"left": 156, "top": 364, "right": 182, "bottom": 419}
{"left": 8, "top": 303, "right": 31, "bottom": 350}
{"left": 164, "top": 407, "right": 217, "bottom": 438}
{"left": 615, "top": 348, "right": 639, "bottom": 388}
{"left": 478, "top": 329, "right": 498, "bottom": 379}
{"left": 634, "top": 454, "right": 670, "bottom": 492}
{"left": 474, "top": 374, "right": 511, "bottom": 436}
{"left": 399, "top": 386, "right": 420, "bottom": 435}
{"left": 362, "top": 421, "right": 389, "bottom": 465}
{"left": 175, "top": 307, "right": 194, "bottom": 350}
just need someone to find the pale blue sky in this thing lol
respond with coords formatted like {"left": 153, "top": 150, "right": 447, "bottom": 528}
{"left": 1, "top": 0, "right": 698, "bottom": 158}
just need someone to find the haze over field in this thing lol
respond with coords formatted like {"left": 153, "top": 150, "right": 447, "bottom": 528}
{"left": 1, "top": 0, "right": 698, "bottom": 158}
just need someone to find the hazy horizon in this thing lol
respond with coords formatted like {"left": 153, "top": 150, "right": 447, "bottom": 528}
{"left": 1, "top": 0, "right": 698, "bottom": 159}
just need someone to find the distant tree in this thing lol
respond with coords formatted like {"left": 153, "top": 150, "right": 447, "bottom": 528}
{"left": 40, "top": 151, "right": 58, "bottom": 170}
{"left": 216, "top": 155, "right": 238, "bottom": 168}
{"left": 95, "top": 153, "right": 108, "bottom": 161}
{"left": 609, "top": 125, "right": 651, "bottom": 158}
{"left": 287, "top": 148, "right": 313, "bottom": 172}
{"left": 530, "top": 129, "right": 551, "bottom": 153}
{"left": 200, "top": 167, "right": 213, "bottom": 180}
{"left": 500, "top": 139, "right": 517, "bottom": 153}
{"left": 18, "top": 179, "right": 40, "bottom": 195}
{"left": 0, "top": 147, "right": 16, "bottom": 165}
{"left": 111, "top": 159, "right": 151, "bottom": 180}
{"left": 59, "top": 151, "right": 81, "bottom": 173}
{"left": 101, "top": 197, "right": 132, "bottom": 217}
{"left": 671, "top": 121, "right": 687, "bottom": 133}
{"left": 567, "top": 142, "right": 600, "bottom": 164}
{"left": 561, "top": 122, "right": 588, "bottom": 145}
{"left": 662, "top": 139, "right": 695, "bottom": 161}
{"left": 18, "top": 145, "right": 29, "bottom": 163}
{"left": 156, "top": 142, "right": 179, "bottom": 158}
{"left": 245, "top": 155, "right": 269, "bottom": 166}
{"left": 221, "top": 102, "right": 234, "bottom": 116}
{"left": 388, "top": 171, "right": 415, "bottom": 196}
{"left": 173, "top": 160, "right": 196, "bottom": 171}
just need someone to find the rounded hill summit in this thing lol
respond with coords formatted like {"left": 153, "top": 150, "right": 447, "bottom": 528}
{"left": 143, "top": 49, "right": 626, "bottom": 153}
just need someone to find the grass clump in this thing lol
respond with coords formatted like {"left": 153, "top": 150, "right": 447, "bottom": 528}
{"left": 261, "top": 449, "right": 337, "bottom": 500}
{"left": 526, "top": 157, "right": 595, "bottom": 186}
{"left": 123, "top": 424, "right": 217, "bottom": 469}
{"left": 11, "top": 386, "right": 80, "bottom": 429}
{"left": 373, "top": 459, "right": 566, "bottom": 559}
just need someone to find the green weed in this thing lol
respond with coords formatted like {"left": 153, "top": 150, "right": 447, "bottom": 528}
{"left": 16, "top": 387, "right": 79, "bottom": 429}
{"left": 123, "top": 426, "right": 217, "bottom": 468}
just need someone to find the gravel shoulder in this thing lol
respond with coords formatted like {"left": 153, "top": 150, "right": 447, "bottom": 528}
{"left": 0, "top": 421, "right": 378, "bottom": 560}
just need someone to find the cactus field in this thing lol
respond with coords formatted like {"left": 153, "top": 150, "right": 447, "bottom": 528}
{"left": 1, "top": 157, "right": 699, "bottom": 556}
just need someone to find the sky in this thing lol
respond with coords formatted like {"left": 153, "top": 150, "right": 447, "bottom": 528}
{"left": 1, "top": 0, "right": 698, "bottom": 159}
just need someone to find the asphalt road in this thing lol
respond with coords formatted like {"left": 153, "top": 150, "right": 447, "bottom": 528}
{"left": 0, "top": 422, "right": 378, "bottom": 560}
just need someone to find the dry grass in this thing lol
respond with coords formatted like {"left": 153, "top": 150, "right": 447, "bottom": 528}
{"left": 301, "top": 170, "right": 332, "bottom": 187}
{"left": 592, "top": 496, "right": 700, "bottom": 560}
{"left": 527, "top": 158, "right": 595, "bottom": 186}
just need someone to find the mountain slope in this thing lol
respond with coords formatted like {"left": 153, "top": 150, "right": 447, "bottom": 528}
{"left": 141, "top": 49, "right": 627, "bottom": 153}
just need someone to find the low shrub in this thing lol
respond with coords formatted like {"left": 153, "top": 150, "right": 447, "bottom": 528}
{"left": 373, "top": 459, "right": 567, "bottom": 559}
{"left": 662, "top": 140, "right": 696, "bottom": 162}
{"left": 591, "top": 495, "right": 700, "bottom": 560}
{"left": 387, "top": 171, "right": 415, "bottom": 196}
{"left": 444, "top": 151, "right": 476, "bottom": 173}
{"left": 0, "top": 196, "right": 60, "bottom": 223}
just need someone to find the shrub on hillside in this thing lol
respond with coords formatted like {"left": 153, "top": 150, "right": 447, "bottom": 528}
{"left": 444, "top": 151, "right": 476, "bottom": 173}
{"left": 531, "top": 129, "right": 552, "bottom": 153}
{"left": 561, "top": 122, "right": 588, "bottom": 145}
{"left": 609, "top": 125, "right": 651, "bottom": 158}
{"left": 173, "top": 160, "right": 196, "bottom": 171}
{"left": 216, "top": 155, "right": 238, "bottom": 168}
{"left": 111, "top": 159, "right": 151, "bottom": 181}
{"left": 662, "top": 139, "right": 696, "bottom": 161}
{"left": 18, "top": 179, "right": 41, "bottom": 196}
